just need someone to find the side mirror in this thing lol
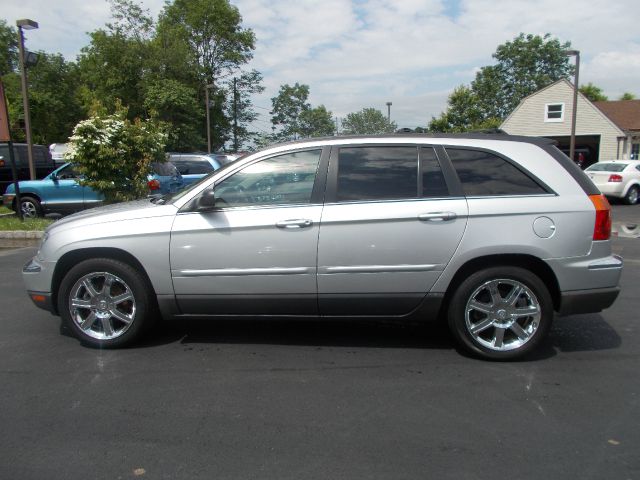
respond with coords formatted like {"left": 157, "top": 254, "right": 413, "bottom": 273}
{"left": 196, "top": 188, "right": 217, "bottom": 211}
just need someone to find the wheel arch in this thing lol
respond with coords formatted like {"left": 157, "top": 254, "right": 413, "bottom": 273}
{"left": 441, "top": 254, "right": 561, "bottom": 316}
{"left": 12, "top": 192, "right": 42, "bottom": 209}
{"left": 51, "top": 247, "right": 157, "bottom": 315}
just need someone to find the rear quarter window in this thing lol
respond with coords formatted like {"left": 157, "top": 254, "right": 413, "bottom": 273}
{"left": 446, "top": 148, "right": 547, "bottom": 196}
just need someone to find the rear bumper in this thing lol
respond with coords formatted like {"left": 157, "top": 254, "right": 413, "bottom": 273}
{"left": 558, "top": 287, "right": 620, "bottom": 316}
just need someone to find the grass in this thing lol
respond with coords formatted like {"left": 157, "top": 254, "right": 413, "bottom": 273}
{"left": 0, "top": 213, "right": 53, "bottom": 231}
{"left": 0, "top": 206, "right": 13, "bottom": 215}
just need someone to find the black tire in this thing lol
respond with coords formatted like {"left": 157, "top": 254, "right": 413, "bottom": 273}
{"left": 447, "top": 266, "right": 553, "bottom": 360}
{"left": 20, "top": 196, "right": 43, "bottom": 218}
{"left": 58, "top": 258, "right": 154, "bottom": 348}
{"left": 624, "top": 185, "right": 639, "bottom": 205}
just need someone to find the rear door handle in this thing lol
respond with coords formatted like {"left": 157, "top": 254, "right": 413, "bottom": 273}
{"left": 276, "top": 219, "right": 313, "bottom": 229}
{"left": 418, "top": 212, "right": 457, "bottom": 222}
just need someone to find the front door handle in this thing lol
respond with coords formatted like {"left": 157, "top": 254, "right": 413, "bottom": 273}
{"left": 276, "top": 219, "right": 313, "bottom": 229}
{"left": 418, "top": 212, "right": 457, "bottom": 222}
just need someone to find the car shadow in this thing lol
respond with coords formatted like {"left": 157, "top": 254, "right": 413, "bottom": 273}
{"left": 138, "top": 317, "right": 455, "bottom": 351}
{"left": 523, "top": 313, "right": 622, "bottom": 361}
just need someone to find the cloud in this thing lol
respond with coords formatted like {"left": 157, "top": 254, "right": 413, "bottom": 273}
{"left": 2, "top": 0, "right": 638, "bottom": 128}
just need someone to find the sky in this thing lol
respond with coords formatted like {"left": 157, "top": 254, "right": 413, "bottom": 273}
{"left": 2, "top": 0, "right": 640, "bottom": 132}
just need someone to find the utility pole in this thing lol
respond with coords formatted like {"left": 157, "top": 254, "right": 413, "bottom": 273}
{"left": 233, "top": 77, "right": 239, "bottom": 152}
{"left": 17, "top": 19, "right": 38, "bottom": 180}
{"left": 205, "top": 83, "right": 213, "bottom": 154}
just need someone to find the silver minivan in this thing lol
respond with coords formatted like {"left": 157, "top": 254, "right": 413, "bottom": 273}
{"left": 22, "top": 134, "right": 622, "bottom": 359}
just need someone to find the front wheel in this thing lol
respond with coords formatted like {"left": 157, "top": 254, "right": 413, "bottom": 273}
{"left": 58, "top": 258, "right": 154, "bottom": 348}
{"left": 20, "top": 196, "right": 42, "bottom": 218}
{"left": 447, "top": 267, "right": 553, "bottom": 360}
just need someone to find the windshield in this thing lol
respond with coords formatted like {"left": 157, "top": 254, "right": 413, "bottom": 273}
{"left": 586, "top": 163, "right": 628, "bottom": 172}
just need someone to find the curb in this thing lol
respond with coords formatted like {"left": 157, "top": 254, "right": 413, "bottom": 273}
{"left": 0, "top": 230, "right": 44, "bottom": 248}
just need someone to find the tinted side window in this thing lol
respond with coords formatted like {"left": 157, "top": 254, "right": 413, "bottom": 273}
{"left": 420, "top": 147, "right": 449, "bottom": 197}
{"left": 337, "top": 147, "right": 417, "bottom": 201}
{"left": 447, "top": 148, "right": 546, "bottom": 196}
{"left": 215, "top": 149, "right": 321, "bottom": 207}
{"left": 177, "top": 157, "right": 216, "bottom": 175}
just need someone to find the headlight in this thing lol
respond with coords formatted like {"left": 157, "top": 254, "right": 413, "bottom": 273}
{"left": 36, "top": 232, "right": 49, "bottom": 260}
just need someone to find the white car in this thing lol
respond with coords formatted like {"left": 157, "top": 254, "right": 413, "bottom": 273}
{"left": 585, "top": 160, "right": 640, "bottom": 205}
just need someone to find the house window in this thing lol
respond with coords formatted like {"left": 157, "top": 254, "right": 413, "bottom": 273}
{"left": 632, "top": 143, "right": 639, "bottom": 160}
{"left": 545, "top": 103, "right": 564, "bottom": 122}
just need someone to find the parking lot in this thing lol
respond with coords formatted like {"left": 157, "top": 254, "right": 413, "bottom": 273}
{"left": 0, "top": 205, "right": 638, "bottom": 480}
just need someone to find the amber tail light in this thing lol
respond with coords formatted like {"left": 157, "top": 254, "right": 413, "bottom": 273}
{"left": 589, "top": 194, "right": 612, "bottom": 241}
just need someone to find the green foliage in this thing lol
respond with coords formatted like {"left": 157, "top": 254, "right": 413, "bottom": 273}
{"left": 143, "top": 79, "right": 201, "bottom": 151}
{"left": 158, "top": 0, "right": 255, "bottom": 82}
{"left": 299, "top": 105, "right": 335, "bottom": 138}
{"left": 0, "top": 214, "right": 53, "bottom": 231}
{"left": 579, "top": 83, "right": 608, "bottom": 102}
{"left": 0, "top": 20, "right": 17, "bottom": 75}
{"left": 430, "top": 33, "right": 573, "bottom": 132}
{"left": 619, "top": 92, "right": 636, "bottom": 100}
{"left": 270, "top": 83, "right": 311, "bottom": 140}
{"left": 341, "top": 107, "right": 397, "bottom": 135}
{"left": 66, "top": 106, "right": 167, "bottom": 203}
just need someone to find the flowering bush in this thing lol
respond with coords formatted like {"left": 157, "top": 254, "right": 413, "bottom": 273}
{"left": 65, "top": 107, "right": 167, "bottom": 203}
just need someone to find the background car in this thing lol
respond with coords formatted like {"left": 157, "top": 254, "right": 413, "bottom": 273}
{"left": 0, "top": 143, "right": 56, "bottom": 194}
{"left": 49, "top": 143, "right": 69, "bottom": 166}
{"left": 167, "top": 153, "right": 225, "bottom": 186}
{"left": 585, "top": 160, "right": 640, "bottom": 204}
{"left": 3, "top": 161, "right": 184, "bottom": 217}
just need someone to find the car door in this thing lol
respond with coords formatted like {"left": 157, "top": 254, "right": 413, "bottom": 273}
{"left": 170, "top": 148, "right": 328, "bottom": 315}
{"left": 43, "top": 164, "right": 93, "bottom": 213}
{"left": 317, "top": 145, "right": 468, "bottom": 316}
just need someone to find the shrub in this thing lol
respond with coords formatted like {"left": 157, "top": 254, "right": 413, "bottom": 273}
{"left": 66, "top": 106, "right": 167, "bottom": 203}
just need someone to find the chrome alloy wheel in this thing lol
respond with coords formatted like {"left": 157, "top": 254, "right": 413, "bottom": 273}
{"left": 21, "top": 200, "right": 39, "bottom": 218}
{"left": 464, "top": 278, "right": 541, "bottom": 352}
{"left": 68, "top": 272, "right": 137, "bottom": 340}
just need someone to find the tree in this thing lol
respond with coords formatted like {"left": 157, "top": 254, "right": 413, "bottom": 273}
{"left": 66, "top": 104, "right": 166, "bottom": 203}
{"left": 157, "top": 0, "right": 255, "bottom": 150}
{"left": 143, "top": 79, "right": 201, "bottom": 151}
{"left": 0, "top": 20, "right": 18, "bottom": 75}
{"left": 270, "top": 83, "right": 311, "bottom": 140}
{"left": 342, "top": 107, "right": 397, "bottom": 135}
{"left": 299, "top": 105, "right": 334, "bottom": 138}
{"left": 619, "top": 92, "right": 637, "bottom": 100}
{"left": 580, "top": 83, "right": 608, "bottom": 102}
{"left": 430, "top": 33, "right": 573, "bottom": 132}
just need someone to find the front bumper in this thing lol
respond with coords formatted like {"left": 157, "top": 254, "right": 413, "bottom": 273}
{"left": 3, "top": 194, "right": 15, "bottom": 209}
{"left": 26, "top": 290, "right": 56, "bottom": 314}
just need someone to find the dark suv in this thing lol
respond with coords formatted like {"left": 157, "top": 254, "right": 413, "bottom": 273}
{"left": 0, "top": 144, "right": 56, "bottom": 194}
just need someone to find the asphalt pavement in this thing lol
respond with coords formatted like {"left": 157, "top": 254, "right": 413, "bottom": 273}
{"left": 0, "top": 205, "right": 638, "bottom": 479}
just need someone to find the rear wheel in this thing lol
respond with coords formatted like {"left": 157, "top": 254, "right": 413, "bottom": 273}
{"left": 447, "top": 266, "right": 553, "bottom": 360}
{"left": 20, "top": 196, "right": 42, "bottom": 218}
{"left": 624, "top": 185, "right": 639, "bottom": 205}
{"left": 58, "top": 258, "right": 154, "bottom": 348}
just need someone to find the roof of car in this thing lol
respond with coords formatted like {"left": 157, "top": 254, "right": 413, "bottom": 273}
{"left": 267, "top": 132, "right": 557, "bottom": 149}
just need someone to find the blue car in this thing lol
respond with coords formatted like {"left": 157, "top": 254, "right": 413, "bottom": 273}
{"left": 168, "top": 153, "right": 228, "bottom": 187}
{"left": 2, "top": 162, "right": 183, "bottom": 218}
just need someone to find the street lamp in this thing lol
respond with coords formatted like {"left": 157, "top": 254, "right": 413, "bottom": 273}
{"left": 386, "top": 102, "right": 392, "bottom": 122}
{"left": 16, "top": 18, "right": 38, "bottom": 180}
{"left": 564, "top": 49, "right": 580, "bottom": 163}
{"left": 205, "top": 83, "right": 214, "bottom": 154}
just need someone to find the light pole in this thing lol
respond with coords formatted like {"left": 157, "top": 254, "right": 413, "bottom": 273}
{"left": 565, "top": 50, "right": 580, "bottom": 163}
{"left": 205, "top": 83, "right": 214, "bottom": 154}
{"left": 386, "top": 102, "right": 392, "bottom": 122}
{"left": 16, "top": 18, "right": 38, "bottom": 180}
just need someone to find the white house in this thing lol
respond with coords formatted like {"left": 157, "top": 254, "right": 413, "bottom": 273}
{"left": 501, "top": 79, "right": 640, "bottom": 165}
